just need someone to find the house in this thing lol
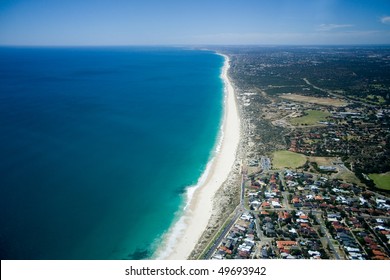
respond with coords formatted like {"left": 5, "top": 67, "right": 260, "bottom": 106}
{"left": 289, "top": 228, "right": 297, "bottom": 235}
{"left": 241, "top": 213, "right": 253, "bottom": 221}
{"left": 310, "top": 185, "right": 319, "bottom": 191}
{"left": 276, "top": 241, "right": 298, "bottom": 254}
{"left": 287, "top": 181, "right": 298, "bottom": 187}
{"left": 272, "top": 201, "right": 282, "bottom": 208}
{"left": 219, "top": 246, "right": 232, "bottom": 255}
{"left": 278, "top": 211, "right": 291, "bottom": 221}
{"left": 238, "top": 250, "right": 250, "bottom": 258}
{"left": 344, "top": 246, "right": 360, "bottom": 253}
{"left": 306, "top": 194, "right": 314, "bottom": 200}
{"left": 234, "top": 224, "right": 247, "bottom": 232}
{"left": 376, "top": 198, "right": 386, "bottom": 204}
{"left": 328, "top": 213, "right": 341, "bottom": 219}
{"left": 224, "top": 240, "right": 233, "bottom": 250}
{"left": 263, "top": 222, "right": 276, "bottom": 237}
{"left": 262, "top": 202, "right": 271, "bottom": 209}
{"left": 308, "top": 250, "right": 321, "bottom": 257}
{"left": 376, "top": 218, "right": 384, "bottom": 224}
{"left": 292, "top": 197, "right": 300, "bottom": 204}
{"left": 250, "top": 200, "right": 261, "bottom": 210}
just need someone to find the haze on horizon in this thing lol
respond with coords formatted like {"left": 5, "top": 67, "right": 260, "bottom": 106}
{"left": 1, "top": 0, "right": 390, "bottom": 46}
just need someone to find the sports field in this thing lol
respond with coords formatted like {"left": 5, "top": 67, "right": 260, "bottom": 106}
{"left": 290, "top": 110, "right": 331, "bottom": 126}
{"left": 272, "top": 150, "right": 307, "bottom": 169}
{"left": 369, "top": 173, "right": 390, "bottom": 190}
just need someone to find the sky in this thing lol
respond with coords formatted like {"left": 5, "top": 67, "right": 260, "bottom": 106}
{"left": 0, "top": 0, "right": 390, "bottom": 46}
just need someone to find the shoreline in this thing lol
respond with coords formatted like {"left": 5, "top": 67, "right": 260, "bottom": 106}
{"left": 155, "top": 53, "right": 241, "bottom": 259}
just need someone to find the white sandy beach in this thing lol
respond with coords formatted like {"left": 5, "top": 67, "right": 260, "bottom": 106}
{"left": 158, "top": 54, "right": 240, "bottom": 260}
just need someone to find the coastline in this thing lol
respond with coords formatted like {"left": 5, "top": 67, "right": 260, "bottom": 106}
{"left": 155, "top": 54, "right": 241, "bottom": 259}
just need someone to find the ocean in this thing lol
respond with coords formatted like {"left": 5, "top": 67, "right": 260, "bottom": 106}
{"left": 0, "top": 47, "right": 224, "bottom": 259}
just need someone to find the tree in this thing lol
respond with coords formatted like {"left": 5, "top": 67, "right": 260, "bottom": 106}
{"left": 291, "top": 210, "right": 297, "bottom": 217}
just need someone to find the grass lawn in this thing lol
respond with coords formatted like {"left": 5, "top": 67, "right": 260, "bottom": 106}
{"left": 369, "top": 173, "right": 390, "bottom": 190}
{"left": 290, "top": 110, "right": 331, "bottom": 126}
{"left": 272, "top": 150, "right": 307, "bottom": 169}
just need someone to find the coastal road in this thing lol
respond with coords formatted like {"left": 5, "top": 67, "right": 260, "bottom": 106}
{"left": 203, "top": 210, "right": 242, "bottom": 259}
{"left": 203, "top": 172, "right": 247, "bottom": 259}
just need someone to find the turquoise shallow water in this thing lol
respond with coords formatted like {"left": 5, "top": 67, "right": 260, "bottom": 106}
{"left": 0, "top": 47, "right": 224, "bottom": 259}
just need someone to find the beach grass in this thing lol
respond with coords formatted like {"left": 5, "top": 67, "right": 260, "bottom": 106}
{"left": 272, "top": 150, "right": 307, "bottom": 169}
{"left": 290, "top": 110, "right": 331, "bottom": 126}
{"left": 369, "top": 173, "right": 390, "bottom": 190}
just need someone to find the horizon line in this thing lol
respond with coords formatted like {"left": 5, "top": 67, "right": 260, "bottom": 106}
{"left": 1, "top": 43, "right": 390, "bottom": 48}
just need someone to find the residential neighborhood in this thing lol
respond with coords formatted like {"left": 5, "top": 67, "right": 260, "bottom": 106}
{"left": 208, "top": 169, "right": 390, "bottom": 260}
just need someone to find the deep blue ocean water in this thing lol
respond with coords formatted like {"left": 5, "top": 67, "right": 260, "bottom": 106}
{"left": 0, "top": 47, "right": 224, "bottom": 259}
